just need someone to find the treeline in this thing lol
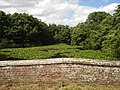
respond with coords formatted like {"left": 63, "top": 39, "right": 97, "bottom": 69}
{"left": 71, "top": 6, "right": 120, "bottom": 58}
{"left": 0, "top": 12, "right": 71, "bottom": 47}
{"left": 0, "top": 5, "right": 120, "bottom": 59}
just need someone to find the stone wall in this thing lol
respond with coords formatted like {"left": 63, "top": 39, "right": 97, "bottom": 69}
{"left": 0, "top": 58, "right": 120, "bottom": 85}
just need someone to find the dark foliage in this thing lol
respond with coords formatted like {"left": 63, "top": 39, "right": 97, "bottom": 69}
{"left": 0, "top": 4, "right": 120, "bottom": 59}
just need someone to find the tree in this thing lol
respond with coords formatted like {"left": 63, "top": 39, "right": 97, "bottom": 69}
{"left": 0, "top": 11, "right": 12, "bottom": 48}
{"left": 38, "top": 21, "right": 53, "bottom": 45}
{"left": 86, "top": 11, "right": 110, "bottom": 24}
{"left": 102, "top": 30, "right": 120, "bottom": 58}
{"left": 102, "top": 5, "right": 120, "bottom": 59}
{"left": 86, "top": 12, "right": 111, "bottom": 50}
{"left": 7, "top": 13, "right": 46, "bottom": 47}
{"left": 49, "top": 24, "right": 71, "bottom": 44}
{"left": 71, "top": 23, "right": 88, "bottom": 48}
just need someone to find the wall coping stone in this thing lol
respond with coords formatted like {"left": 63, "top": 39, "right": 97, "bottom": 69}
{"left": 0, "top": 58, "right": 120, "bottom": 67}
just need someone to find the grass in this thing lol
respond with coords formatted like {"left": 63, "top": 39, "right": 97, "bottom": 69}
{"left": 0, "top": 43, "right": 117, "bottom": 60}
{"left": 0, "top": 82, "right": 120, "bottom": 90}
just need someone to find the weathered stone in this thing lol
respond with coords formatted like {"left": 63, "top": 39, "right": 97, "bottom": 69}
{"left": 0, "top": 58, "right": 120, "bottom": 85}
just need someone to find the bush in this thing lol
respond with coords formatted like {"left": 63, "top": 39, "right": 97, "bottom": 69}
{"left": 0, "top": 38, "right": 17, "bottom": 49}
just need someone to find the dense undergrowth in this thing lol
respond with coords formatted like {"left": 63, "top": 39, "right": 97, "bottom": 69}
{"left": 0, "top": 5, "right": 120, "bottom": 60}
{"left": 0, "top": 44, "right": 117, "bottom": 60}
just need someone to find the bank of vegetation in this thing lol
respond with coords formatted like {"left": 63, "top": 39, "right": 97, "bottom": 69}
{"left": 0, "top": 44, "right": 115, "bottom": 60}
{"left": 0, "top": 5, "right": 120, "bottom": 60}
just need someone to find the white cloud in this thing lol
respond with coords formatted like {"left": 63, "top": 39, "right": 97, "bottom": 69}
{"left": 0, "top": 0, "right": 119, "bottom": 26}
{"left": 98, "top": 3, "right": 120, "bottom": 14}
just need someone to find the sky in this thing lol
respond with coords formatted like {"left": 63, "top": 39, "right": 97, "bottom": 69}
{"left": 0, "top": 0, "right": 120, "bottom": 26}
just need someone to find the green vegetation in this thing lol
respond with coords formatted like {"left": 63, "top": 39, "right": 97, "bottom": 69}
{"left": 0, "top": 83, "right": 120, "bottom": 90}
{"left": 0, "top": 44, "right": 117, "bottom": 60}
{"left": 0, "top": 5, "right": 120, "bottom": 60}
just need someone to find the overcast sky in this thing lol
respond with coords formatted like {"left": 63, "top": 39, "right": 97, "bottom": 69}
{"left": 0, "top": 0, "right": 120, "bottom": 26}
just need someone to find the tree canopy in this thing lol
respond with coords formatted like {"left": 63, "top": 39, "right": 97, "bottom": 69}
{"left": 0, "top": 4, "right": 120, "bottom": 59}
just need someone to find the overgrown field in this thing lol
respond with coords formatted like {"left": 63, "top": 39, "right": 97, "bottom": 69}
{"left": 0, "top": 44, "right": 117, "bottom": 60}
{"left": 0, "top": 82, "right": 120, "bottom": 90}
